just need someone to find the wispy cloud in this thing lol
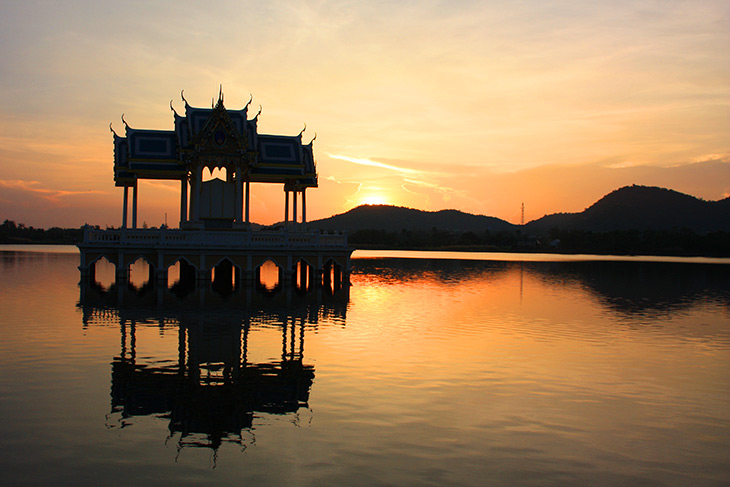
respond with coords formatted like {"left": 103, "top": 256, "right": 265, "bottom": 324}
{"left": 690, "top": 153, "right": 730, "bottom": 164}
{"left": 328, "top": 154, "right": 422, "bottom": 175}
{"left": 0, "top": 179, "right": 105, "bottom": 203}
{"left": 138, "top": 180, "right": 180, "bottom": 192}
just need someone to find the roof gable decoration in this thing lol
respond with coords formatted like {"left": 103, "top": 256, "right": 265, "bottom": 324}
{"left": 181, "top": 89, "right": 252, "bottom": 135}
{"left": 187, "top": 99, "right": 249, "bottom": 156}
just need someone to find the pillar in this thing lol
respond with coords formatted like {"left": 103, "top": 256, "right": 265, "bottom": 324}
{"left": 122, "top": 186, "right": 129, "bottom": 229}
{"left": 314, "top": 255, "right": 323, "bottom": 288}
{"left": 235, "top": 168, "right": 243, "bottom": 224}
{"left": 156, "top": 253, "right": 167, "bottom": 283}
{"left": 334, "top": 264, "right": 342, "bottom": 291}
{"left": 308, "top": 262, "right": 317, "bottom": 288}
{"left": 196, "top": 254, "right": 209, "bottom": 281}
{"left": 116, "top": 252, "right": 129, "bottom": 282}
{"left": 284, "top": 190, "right": 289, "bottom": 226}
{"left": 292, "top": 190, "right": 298, "bottom": 229}
{"left": 191, "top": 165, "right": 202, "bottom": 222}
{"left": 323, "top": 261, "right": 332, "bottom": 288}
{"left": 180, "top": 177, "right": 188, "bottom": 227}
{"left": 301, "top": 189, "right": 306, "bottom": 228}
{"left": 132, "top": 182, "right": 138, "bottom": 229}
{"left": 245, "top": 180, "right": 250, "bottom": 224}
{"left": 86, "top": 257, "right": 95, "bottom": 282}
{"left": 189, "top": 173, "right": 197, "bottom": 221}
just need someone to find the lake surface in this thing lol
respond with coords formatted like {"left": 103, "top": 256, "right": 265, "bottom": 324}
{"left": 1, "top": 246, "right": 728, "bottom": 486}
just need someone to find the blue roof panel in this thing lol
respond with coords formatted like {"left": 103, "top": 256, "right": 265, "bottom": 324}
{"left": 128, "top": 130, "right": 178, "bottom": 160}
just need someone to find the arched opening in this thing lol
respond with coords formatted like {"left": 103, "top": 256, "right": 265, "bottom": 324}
{"left": 257, "top": 259, "right": 280, "bottom": 292}
{"left": 91, "top": 256, "right": 115, "bottom": 291}
{"left": 202, "top": 166, "right": 228, "bottom": 182}
{"left": 322, "top": 259, "right": 342, "bottom": 294}
{"left": 168, "top": 258, "right": 196, "bottom": 297}
{"left": 129, "top": 257, "right": 154, "bottom": 292}
{"left": 294, "top": 259, "right": 312, "bottom": 292}
{"left": 211, "top": 258, "right": 239, "bottom": 296}
{"left": 167, "top": 260, "right": 180, "bottom": 286}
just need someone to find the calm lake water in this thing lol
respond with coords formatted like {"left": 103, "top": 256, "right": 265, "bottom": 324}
{"left": 1, "top": 246, "right": 728, "bottom": 486}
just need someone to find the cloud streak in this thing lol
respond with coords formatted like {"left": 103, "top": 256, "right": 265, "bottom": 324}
{"left": 328, "top": 154, "right": 422, "bottom": 175}
{"left": 0, "top": 179, "right": 106, "bottom": 203}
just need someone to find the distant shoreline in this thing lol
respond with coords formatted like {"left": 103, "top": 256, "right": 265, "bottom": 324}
{"left": 350, "top": 244, "right": 730, "bottom": 259}
{"left": 2, "top": 242, "right": 728, "bottom": 260}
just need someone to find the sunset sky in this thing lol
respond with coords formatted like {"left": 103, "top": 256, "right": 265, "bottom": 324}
{"left": 1, "top": 0, "right": 728, "bottom": 228}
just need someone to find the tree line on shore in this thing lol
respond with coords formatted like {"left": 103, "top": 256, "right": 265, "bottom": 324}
{"left": 2, "top": 218, "right": 728, "bottom": 256}
{"left": 347, "top": 226, "right": 730, "bottom": 256}
{"left": 0, "top": 220, "right": 84, "bottom": 245}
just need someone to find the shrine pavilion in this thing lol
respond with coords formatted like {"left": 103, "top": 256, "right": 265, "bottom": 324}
{"left": 78, "top": 90, "right": 352, "bottom": 292}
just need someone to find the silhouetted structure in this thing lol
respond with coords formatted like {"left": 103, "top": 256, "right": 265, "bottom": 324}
{"left": 78, "top": 282, "right": 349, "bottom": 454}
{"left": 78, "top": 90, "right": 352, "bottom": 293}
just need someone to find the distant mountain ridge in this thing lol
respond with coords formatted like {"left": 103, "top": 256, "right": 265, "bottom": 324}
{"left": 308, "top": 186, "right": 730, "bottom": 235}
{"left": 525, "top": 185, "right": 730, "bottom": 234}
{"left": 308, "top": 205, "right": 515, "bottom": 233}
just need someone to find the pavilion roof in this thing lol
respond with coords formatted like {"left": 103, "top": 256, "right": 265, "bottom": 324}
{"left": 113, "top": 93, "right": 317, "bottom": 188}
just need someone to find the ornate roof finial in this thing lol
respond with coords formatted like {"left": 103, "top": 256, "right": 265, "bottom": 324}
{"left": 218, "top": 84, "right": 223, "bottom": 104}
{"left": 180, "top": 90, "right": 189, "bottom": 108}
{"left": 244, "top": 93, "right": 253, "bottom": 110}
{"left": 170, "top": 99, "right": 179, "bottom": 117}
{"left": 299, "top": 123, "right": 307, "bottom": 137}
{"left": 309, "top": 132, "right": 317, "bottom": 144}
{"left": 121, "top": 113, "right": 129, "bottom": 129}
{"left": 109, "top": 122, "right": 118, "bottom": 137}
{"left": 254, "top": 105, "right": 262, "bottom": 120}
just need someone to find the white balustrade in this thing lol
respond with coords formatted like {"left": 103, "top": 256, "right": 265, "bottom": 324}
{"left": 81, "top": 226, "right": 348, "bottom": 249}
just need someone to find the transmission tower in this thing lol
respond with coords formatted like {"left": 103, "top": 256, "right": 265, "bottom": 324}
{"left": 521, "top": 202, "right": 525, "bottom": 226}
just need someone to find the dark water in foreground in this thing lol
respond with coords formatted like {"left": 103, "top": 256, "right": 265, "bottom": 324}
{"left": 0, "top": 247, "right": 728, "bottom": 486}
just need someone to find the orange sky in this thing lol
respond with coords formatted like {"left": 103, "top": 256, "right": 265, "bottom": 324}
{"left": 0, "top": 1, "right": 728, "bottom": 228}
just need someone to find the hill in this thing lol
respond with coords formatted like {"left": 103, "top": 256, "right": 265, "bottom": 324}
{"left": 308, "top": 205, "right": 516, "bottom": 233}
{"left": 526, "top": 185, "right": 730, "bottom": 234}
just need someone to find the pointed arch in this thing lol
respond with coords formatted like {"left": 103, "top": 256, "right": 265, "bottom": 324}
{"left": 256, "top": 258, "right": 282, "bottom": 291}
{"left": 167, "top": 256, "right": 197, "bottom": 293}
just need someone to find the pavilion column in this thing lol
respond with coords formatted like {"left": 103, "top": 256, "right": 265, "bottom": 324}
{"left": 284, "top": 190, "right": 289, "bottom": 227}
{"left": 292, "top": 189, "right": 298, "bottom": 230}
{"left": 245, "top": 180, "right": 250, "bottom": 224}
{"left": 302, "top": 188, "right": 307, "bottom": 230}
{"left": 180, "top": 176, "right": 188, "bottom": 227}
{"left": 132, "top": 182, "right": 138, "bottom": 229}
{"left": 189, "top": 170, "right": 197, "bottom": 221}
{"left": 235, "top": 168, "right": 243, "bottom": 223}
{"left": 192, "top": 166, "right": 202, "bottom": 222}
{"left": 122, "top": 186, "right": 129, "bottom": 229}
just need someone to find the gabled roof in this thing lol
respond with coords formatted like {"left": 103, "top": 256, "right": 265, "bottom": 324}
{"left": 112, "top": 92, "right": 317, "bottom": 188}
{"left": 184, "top": 95, "right": 256, "bottom": 151}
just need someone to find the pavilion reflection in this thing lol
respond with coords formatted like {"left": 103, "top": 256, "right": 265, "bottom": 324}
{"left": 78, "top": 281, "right": 348, "bottom": 453}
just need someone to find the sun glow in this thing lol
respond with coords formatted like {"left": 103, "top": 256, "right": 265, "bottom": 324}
{"left": 359, "top": 194, "right": 390, "bottom": 206}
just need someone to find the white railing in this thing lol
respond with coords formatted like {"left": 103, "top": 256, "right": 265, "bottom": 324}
{"left": 81, "top": 226, "right": 349, "bottom": 249}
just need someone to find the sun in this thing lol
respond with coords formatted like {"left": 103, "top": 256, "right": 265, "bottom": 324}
{"left": 359, "top": 194, "right": 389, "bottom": 206}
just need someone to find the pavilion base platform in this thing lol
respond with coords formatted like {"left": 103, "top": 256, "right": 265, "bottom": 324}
{"left": 78, "top": 226, "right": 353, "bottom": 299}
